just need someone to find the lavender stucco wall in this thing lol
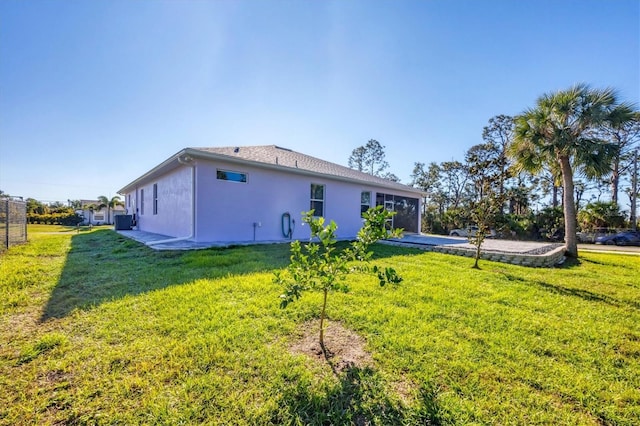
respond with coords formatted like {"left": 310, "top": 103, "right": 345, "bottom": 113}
{"left": 124, "top": 158, "right": 420, "bottom": 242}
{"left": 125, "top": 166, "right": 193, "bottom": 238}
{"left": 194, "top": 159, "right": 420, "bottom": 243}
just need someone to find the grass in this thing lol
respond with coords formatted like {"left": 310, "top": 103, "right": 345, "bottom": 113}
{"left": 1, "top": 226, "right": 639, "bottom": 425}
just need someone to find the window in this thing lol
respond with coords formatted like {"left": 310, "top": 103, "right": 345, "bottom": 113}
{"left": 140, "top": 189, "right": 145, "bottom": 215}
{"left": 94, "top": 214, "right": 104, "bottom": 221}
{"left": 153, "top": 183, "right": 158, "bottom": 215}
{"left": 375, "top": 193, "right": 420, "bottom": 232}
{"left": 127, "top": 194, "right": 131, "bottom": 208}
{"left": 361, "top": 191, "right": 371, "bottom": 215}
{"left": 310, "top": 184, "right": 325, "bottom": 217}
{"left": 217, "top": 169, "right": 247, "bottom": 183}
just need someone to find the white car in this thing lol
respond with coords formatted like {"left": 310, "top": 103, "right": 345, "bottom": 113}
{"left": 449, "top": 226, "right": 496, "bottom": 238}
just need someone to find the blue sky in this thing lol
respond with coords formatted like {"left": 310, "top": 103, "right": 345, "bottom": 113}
{"left": 1, "top": 0, "right": 638, "bottom": 203}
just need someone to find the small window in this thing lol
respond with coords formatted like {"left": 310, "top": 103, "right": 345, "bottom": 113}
{"left": 153, "top": 183, "right": 158, "bottom": 215}
{"left": 94, "top": 214, "right": 104, "bottom": 221}
{"left": 361, "top": 191, "right": 371, "bottom": 215}
{"left": 217, "top": 169, "right": 247, "bottom": 183}
{"left": 310, "top": 184, "right": 325, "bottom": 217}
{"left": 127, "top": 194, "right": 131, "bottom": 208}
{"left": 140, "top": 189, "right": 145, "bottom": 215}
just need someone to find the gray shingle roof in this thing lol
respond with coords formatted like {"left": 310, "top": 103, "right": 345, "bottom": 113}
{"left": 191, "top": 145, "right": 421, "bottom": 194}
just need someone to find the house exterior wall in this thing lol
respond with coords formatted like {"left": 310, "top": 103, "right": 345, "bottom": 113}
{"left": 78, "top": 207, "right": 124, "bottom": 225}
{"left": 122, "top": 157, "right": 421, "bottom": 242}
{"left": 79, "top": 207, "right": 109, "bottom": 225}
{"left": 125, "top": 166, "right": 193, "bottom": 238}
{"left": 193, "top": 159, "right": 420, "bottom": 242}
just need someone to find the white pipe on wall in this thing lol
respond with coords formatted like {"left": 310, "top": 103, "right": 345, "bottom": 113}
{"left": 147, "top": 155, "right": 196, "bottom": 246}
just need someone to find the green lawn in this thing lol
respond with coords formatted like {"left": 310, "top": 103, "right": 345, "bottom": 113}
{"left": 1, "top": 227, "right": 639, "bottom": 425}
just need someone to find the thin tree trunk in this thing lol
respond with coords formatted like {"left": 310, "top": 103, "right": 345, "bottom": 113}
{"left": 319, "top": 289, "right": 328, "bottom": 352}
{"left": 611, "top": 159, "right": 620, "bottom": 205}
{"left": 473, "top": 238, "right": 482, "bottom": 269}
{"left": 559, "top": 156, "right": 578, "bottom": 257}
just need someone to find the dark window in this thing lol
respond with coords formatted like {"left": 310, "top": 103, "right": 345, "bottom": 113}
{"left": 393, "top": 196, "right": 419, "bottom": 232}
{"left": 361, "top": 191, "right": 371, "bottom": 215}
{"left": 217, "top": 169, "right": 247, "bottom": 183}
{"left": 310, "top": 184, "right": 325, "bottom": 217}
{"left": 376, "top": 192, "right": 419, "bottom": 232}
{"left": 140, "top": 189, "right": 145, "bottom": 215}
{"left": 153, "top": 183, "right": 158, "bottom": 215}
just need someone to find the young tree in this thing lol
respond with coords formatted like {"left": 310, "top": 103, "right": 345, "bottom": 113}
{"left": 510, "top": 84, "right": 634, "bottom": 257}
{"left": 348, "top": 139, "right": 390, "bottom": 177}
{"left": 468, "top": 190, "right": 503, "bottom": 269}
{"left": 274, "top": 207, "right": 402, "bottom": 350}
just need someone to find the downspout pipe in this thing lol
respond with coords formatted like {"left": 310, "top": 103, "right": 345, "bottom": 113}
{"left": 147, "top": 155, "right": 196, "bottom": 246}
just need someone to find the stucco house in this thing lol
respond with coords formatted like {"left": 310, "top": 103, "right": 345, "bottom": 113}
{"left": 117, "top": 145, "right": 423, "bottom": 244}
{"left": 77, "top": 200, "right": 125, "bottom": 225}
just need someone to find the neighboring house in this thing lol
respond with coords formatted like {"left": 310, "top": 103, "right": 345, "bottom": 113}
{"left": 77, "top": 200, "right": 125, "bottom": 225}
{"left": 117, "top": 145, "right": 423, "bottom": 243}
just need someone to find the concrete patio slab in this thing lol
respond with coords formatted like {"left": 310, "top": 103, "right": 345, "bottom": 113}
{"left": 116, "top": 229, "right": 567, "bottom": 267}
{"left": 391, "top": 234, "right": 562, "bottom": 255}
{"left": 117, "top": 230, "right": 289, "bottom": 250}
{"left": 382, "top": 234, "right": 566, "bottom": 267}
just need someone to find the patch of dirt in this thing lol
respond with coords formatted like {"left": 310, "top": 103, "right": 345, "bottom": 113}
{"left": 289, "top": 320, "right": 373, "bottom": 374}
{"left": 43, "top": 370, "right": 71, "bottom": 383}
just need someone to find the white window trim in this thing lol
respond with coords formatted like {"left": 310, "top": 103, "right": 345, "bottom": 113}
{"left": 361, "top": 191, "right": 371, "bottom": 214}
{"left": 153, "top": 183, "right": 158, "bottom": 215}
{"left": 216, "top": 168, "right": 248, "bottom": 183}
{"left": 310, "top": 183, "right": 325, "bottom": 217}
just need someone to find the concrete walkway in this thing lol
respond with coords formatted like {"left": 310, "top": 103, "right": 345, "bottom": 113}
{"left": 117, "top": 230, "right": 290, "bottom": 250}
{"left": 118, "top": 230, "right": 558, "bottom": 255}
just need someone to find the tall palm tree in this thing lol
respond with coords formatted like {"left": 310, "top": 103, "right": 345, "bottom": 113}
{"left": 85, "top": 203, "right": 97, "bottom": 225}
{"left": 97, "top": 195, "right": 124, "bottom": 225}
{"left": 509, "top": 84, "right": 635, "bottom": 257}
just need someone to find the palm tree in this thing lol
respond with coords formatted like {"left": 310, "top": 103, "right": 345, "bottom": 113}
{"left": 509, "top": 84, "right": 635, "bottom": 257}
{"left": 97, "top": 195, "right": 124, "bottom": 225}
{"left": 84, "top": 203, "right": 100, "bottom": 225}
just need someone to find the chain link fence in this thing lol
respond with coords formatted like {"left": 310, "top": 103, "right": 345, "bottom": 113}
{"left": 0, "top": 198, "right": 28, "bottom": 251}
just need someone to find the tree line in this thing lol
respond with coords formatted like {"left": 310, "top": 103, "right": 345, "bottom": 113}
{"left": 20, "top": 195, "right": 123, "bottom": 225}
{"left": 349, "top": 84, "right": 639, "bottom": 257}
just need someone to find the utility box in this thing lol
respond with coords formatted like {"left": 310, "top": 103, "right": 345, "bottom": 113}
{"left": 114, "top": 215, "right": 132, "bottom": 230}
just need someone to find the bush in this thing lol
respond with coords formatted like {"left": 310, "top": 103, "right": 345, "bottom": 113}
{"left": 27, "top": 212, "right": 83, "bottom": 226}
{"left": 578, "top": 201, "right": 626, "bottom": 231}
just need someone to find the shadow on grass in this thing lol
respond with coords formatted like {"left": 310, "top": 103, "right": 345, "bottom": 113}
{"left": 535, "top": 280, "right": 640, "bottom": 311}
{"left": 532, "top": 280, "right": 621, "bottom": 306}
{"left": 40, "top": 230, "right": 293, "bottom": 321}
{"left": 41, "top": 230, "right": 421, "bottom": 322}
{"left": 275, "top": 365, "right": 442, "bottom": 425}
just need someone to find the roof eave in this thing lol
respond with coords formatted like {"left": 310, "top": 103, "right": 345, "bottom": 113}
{"left": 117, "top": 149, "right": 189, "bottom": 194}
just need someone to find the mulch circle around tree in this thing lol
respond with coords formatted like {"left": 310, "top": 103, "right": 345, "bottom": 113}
{"left": 289, "top": 320, "right": 373, "bottom": 374}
